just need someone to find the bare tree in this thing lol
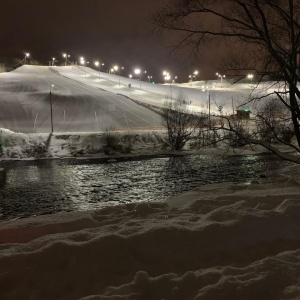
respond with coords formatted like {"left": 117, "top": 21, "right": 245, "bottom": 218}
{"left": 154, "top": 0, "right": 300, "bottom": 163}
{"left": 162, "top": 100, "right": 206, "bottom": 151}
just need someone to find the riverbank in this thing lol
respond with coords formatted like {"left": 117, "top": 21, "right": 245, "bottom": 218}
{"left": 0, "top": 127, "right": 271, "bottom": 163}
{"left": 1, "top": 163, "right": 300, "bottom": 299}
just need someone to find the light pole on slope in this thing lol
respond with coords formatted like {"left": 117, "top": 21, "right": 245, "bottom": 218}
{"left": 63, "top": 53, "right": 70, "bottom": 66}
{"left": 50, "top": 84, "right": 54, "bottom": 133}
{"left": 24, "top": 53, "right": 30, "bottom": 65}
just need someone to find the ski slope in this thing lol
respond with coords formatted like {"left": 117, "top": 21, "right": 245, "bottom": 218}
{"left": 0, "top": 65, "right": 283, "bottom": 133}
{"left": 0, "top": 66, "right": 162, "bottom": 133}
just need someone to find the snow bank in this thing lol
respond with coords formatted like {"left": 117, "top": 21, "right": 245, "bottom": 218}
{"left": 1, "top": 165, "right": 300, "bottom": 299}
{"left": 0, "top": 129, "right": 168, "bottom": 160}
{"left": 0, "top": 129, "right": 50, "bottom": 159}
{"left": 0, "top": 127, "right": 268, "bottom": 162}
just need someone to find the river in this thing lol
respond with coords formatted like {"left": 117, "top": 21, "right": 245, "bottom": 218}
{"left": 0, "top": 154, "right": 291, "bottom": 220}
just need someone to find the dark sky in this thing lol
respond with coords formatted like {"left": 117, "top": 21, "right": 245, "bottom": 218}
{"left": 0, "top": 0, "right": 219, "bottom": 82}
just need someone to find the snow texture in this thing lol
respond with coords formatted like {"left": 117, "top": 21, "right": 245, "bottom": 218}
{"left": 1, "top": 164, "right": 300, "bottom": 299}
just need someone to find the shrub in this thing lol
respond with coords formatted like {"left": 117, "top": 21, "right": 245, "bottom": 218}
{"left": 161, "top": 100, "right": 206, "bottom": 151}
{"left": 101, "top": 131, "right": 120, "bottom": 155}
{"left": 23, "top": 141, "right": 48, "bottom": 158}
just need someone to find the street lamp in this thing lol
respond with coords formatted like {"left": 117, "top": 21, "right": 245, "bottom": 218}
{"left": 117, "top": 66, "right": 124, "bottom": 86}
{"left": 148, "top": 75, "right": 152, "bottom": 83}
{"left": 134, "top": 68, "right": 142, "bottom": 89}
{"left": 63, "top": 53, "right": 70, "bottom": 66}
{"left": 194, "top": 70, "right": 199, "bottom": 81}
{"left": 80, "top": 57, "right": 87, "bottom": 76}
{"left": 24, "top": 53, "right": 30, "bottom": 64}
{"left": 164, "top": 72, "right": 173, "bottom": 99}
{"left": 109, "top": 65, "right": 118, "bottom": 75}
{"left": 52, "top": 57, "right": 55, "bottom": 66}
{"left": 247, "top": 74, "right": 254, "bottom": 85}
{"left": 216, "top": 73, "right": 225, "bottom": 84}
{"left": 94, "top": 61, "right": 104, "bottom": 80}
{"left": 163, "top": 71, "right": 170, "bottom": 83}
{"left": 49, "top": 84, "right": 54, "bottom": 133}
{"left": 164, "top": 74, "right": 170, "bottom": 81}
{"left": 94, "top": 61, "right": 99, "bottom": 78}
{"left": 202, "top": 86, "right": 211, "bottom": 128}
{"left": 163, "top": 71, "right": 168, "bottom": 83}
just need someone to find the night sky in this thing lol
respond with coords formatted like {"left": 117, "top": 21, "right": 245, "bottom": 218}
{"left": 0, "top": 0, "right": 219, "bottom": 82}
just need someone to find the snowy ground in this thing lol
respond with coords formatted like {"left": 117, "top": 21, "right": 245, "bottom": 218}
{"left": 1, "top": 163, "right": 300, "bottom": 299}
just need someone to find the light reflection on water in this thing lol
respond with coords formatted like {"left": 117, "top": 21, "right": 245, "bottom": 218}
{"left": 0, "top": 155, "right": 291, "bottom": 220}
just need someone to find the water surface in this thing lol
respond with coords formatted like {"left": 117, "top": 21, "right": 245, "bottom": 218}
{"left": 0, "top": 154, "right": 291, "bottom": 220}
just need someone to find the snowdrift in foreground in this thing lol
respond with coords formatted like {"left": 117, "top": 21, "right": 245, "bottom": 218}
{"left": 1, "top": 165, "right": 300, "bottom": 299}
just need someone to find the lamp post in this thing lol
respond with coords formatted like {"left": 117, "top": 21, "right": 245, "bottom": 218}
{"left": 164, "top": 72, "right": 172, "bottom": 99}
{"left": 80, "top": 57, "right": 86, "bottom": 76}
{"left": 24, "top": 53, "right": 30, "bottom": 64}
{"left": 134, "top": 68, "right": 142, "bottom": 89}
{"left": 194, "top": 70, "right": 199, "bottom": 81}
{"left": 202, "top": 86, "right": 211, "bottom": 128}
{"left": 216, "top": 73, "right": 225, "bottom": 84}
{"left": 148, "top": 75, "right": 152, "bottom": 83}
{"left": 189, "top": 75, "right": 193, "bottom": 86}
{"left": 52, "top": 57, "right": 55, "bottom": 66}
{"left": 118, "top": 66, "right": 124, "bottom": 86}
{"left": 111, "top": 65, "right": 121, "bottom": 84}
{"left": 95, "top": 61, "right": 100, "bottom": 78}
{"left": 63, "top": 53, "right": 70, "bottom": 66}
{"left": 94, "top": 61, "right": 104, "bottom": 80}
{"left": 50, "top": 84, "right": 54, "bottom": 133}
{"left": 247, "top": 74, "right": 254, "bottom": 85}
{"left": 163, "top": 71, "right": 168, "bottom": 83}
{"left": 110, "top": 65, "right": 117, "bottom": 76}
